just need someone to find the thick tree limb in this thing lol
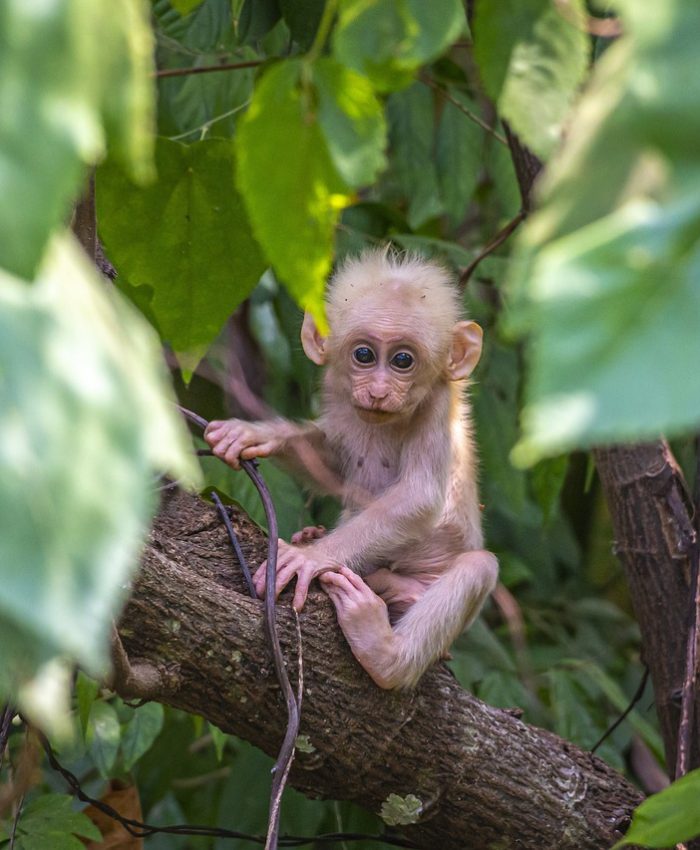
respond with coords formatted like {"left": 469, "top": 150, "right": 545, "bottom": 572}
{"left": 115, "top": 488, "right": 641, "bottom": 850}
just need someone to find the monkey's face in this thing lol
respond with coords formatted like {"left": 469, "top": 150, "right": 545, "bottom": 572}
{"left": 337, "top": 330, "right": 436, "bottom": 424}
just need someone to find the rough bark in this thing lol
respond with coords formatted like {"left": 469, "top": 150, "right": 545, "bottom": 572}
{"left": 594, "top": 444, "right": 700, "bottom": 774}
{"left": 115, "top": 488, "right": 641, "bottom": 850}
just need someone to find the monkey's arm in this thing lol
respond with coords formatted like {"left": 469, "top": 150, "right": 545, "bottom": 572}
{"left": 253, "top": 429, "right": 451, "bottom": 609}
{"left": 205, "top": 417, "right": 326, "bottom": 470}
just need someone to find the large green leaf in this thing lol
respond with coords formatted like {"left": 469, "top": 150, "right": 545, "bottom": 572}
{"left": 313, "top": 58, "right": 387, "bottom": 188}
{"left": 510, "top": 0, "right": 700, "bottom": 464}
{"left": 333, "top": 0, "right": 466, "bottom": 92}
{"left": 0, "top": 794, "right": 102, "bottom": 849}
{"left": 236, "top": 60, "right": 349, "bottom": 327}
{"left": 122, "top": 701, "right": 165, "bottom": 770}
{"left": 614, "top": 768, "right": 700, "bottom": 848}
{"left": 0, "top": 0, "right": 154, "bottom": 279}
{"left": 97, "top": 138, "right": 266, "bottom": 355}
{"left": 88, "top": 701, "right": 121, "bottom": 777}
{"left": 0, "top": 233, "right": 198, "bottom": 725}
{"left": 473, "top": 0, "right": 589, "bottom": 159}
{"left": 386, "top": 83, "right": 443, "bottom": 228}
{"left": 435, "top": 91, "right": 484, "bottom": 226}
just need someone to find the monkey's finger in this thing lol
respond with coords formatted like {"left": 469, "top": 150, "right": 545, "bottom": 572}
{"left": 240, "top": 442, "right": 275, "bottom": 460}
{"left": 337, "top": 566, "right": 368, "bottom": 592}
{"left": 323, "top": 586, "right": 349, "bottom": 615}
{"left": 253, "top": 562, "right": 268, "bottom": 596}
{"left": 292, "top": 569, "right": 316, "bottom": 612}
{"left": 274, "top": 563, "right": 301, "bottom": 599}
{"left": 318, "top": 571, "right": 353, "bottom": 591}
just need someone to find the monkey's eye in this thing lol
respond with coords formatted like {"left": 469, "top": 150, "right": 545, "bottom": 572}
{"left": 391, "top": 352, "right": 414, "bottom": 370}
{"left": 353, "top": 346, "right": 376, "bottom": 365}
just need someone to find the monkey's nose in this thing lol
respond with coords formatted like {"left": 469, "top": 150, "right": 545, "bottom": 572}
{"left": 369, "top": 387, "right": 389, "bottom": 402}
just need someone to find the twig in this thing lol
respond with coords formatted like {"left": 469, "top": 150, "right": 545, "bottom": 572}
{"left": 458, "top": 209, "right": 526, "bottom": 289}
{"left": 176, "top": 404, "right": 302, "bottom": 850}
{"left": 211, "top": 491, "right": 258, "bottom": 599}
{"left": 155, "top": 59, "right": 263, "bottom": 78}
{"left": 591, "top": 667, "right": 649, "bottom": 754}
{"left": 420, "top": 77, "right": 507, "bottom": 145}
{"left": 674, "top": 436, "right": 700, "bottom": 779}
{"left": 0, "top": 705, "right": 13, "bottom": 770}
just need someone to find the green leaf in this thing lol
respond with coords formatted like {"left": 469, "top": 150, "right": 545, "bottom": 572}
{"left": 529, "top": 455, "right": 568, "bottom": 524}
{"left": 19, "top": 794, "right": 102, "bottom": 843}
{"left": 473, "top": 0, "right": 589, "bottom": 159}
{"left": 510, "top": 0, "right": 700, "bottom": 462}
{"left": 334, "top": 0, "right": 466, "bottom": 92}
{"left": 97, "top": 137, "right": 266, "bottom": 355}
{"left": 171, "top": 0, "right": 207, "bottom": 13}
{"left": 199, "top": 453, "right": 312, "bottom": 540}
{"left": 238, "top": 0, "right": 281, "bottom": 43}
{"left": 88, "top": 702, "right": 121, "bottom": 777}
{"left": 0, "top": 233, "right": 198, "bottom": 725}
{"left": 513, "top": 192, "right": 700, "bottom": 465}
{"left": 236, "top": 60, "right": 350, "bottom": 328}
{"left": 614, "top": 768, "right": 700, "bottom": 848}
{"left": 208, "top": 722, "right": 229, "bottom": 762}
{"left": 0, "top": 0, "right": 154, "bottom": 279}
{"left": 75, "top": 671, "right": 100, "bottom": 737}
{"left": 313, "top": 58, "right": 387, "bottom": 187}
{"left": 386, "top": 83, "right": 443, "bottom": 228}
{"left": 279, "top": 0, "right": 326, "bottom": 49}
{"left": 121, "top": 702, "right": 165, "bottom": 770}
{"left": 436, "top": 91, "right": 484, "bottom": 226}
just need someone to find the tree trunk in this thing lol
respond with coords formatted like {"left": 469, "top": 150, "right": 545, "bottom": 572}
{"left": 115, "top": 488, "right": 641, "bottom": 850}
{"left": 594, "top": 444, "right": 700, "bottom": 774}
{"left": 502, "top": 128, "right": 700, "bottom": 779}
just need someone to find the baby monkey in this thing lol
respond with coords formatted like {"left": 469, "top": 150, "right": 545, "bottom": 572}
{"left": 205, "top": 250, "right": 497, "bottom": 689}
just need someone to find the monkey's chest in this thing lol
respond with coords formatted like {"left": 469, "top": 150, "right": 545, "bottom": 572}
{"left": 344, "top": 447, "right": 400, "bottom": 502}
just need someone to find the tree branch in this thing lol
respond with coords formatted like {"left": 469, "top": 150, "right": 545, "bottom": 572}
{"left": 114, "top": 488, "right": 641, "bottom": 850}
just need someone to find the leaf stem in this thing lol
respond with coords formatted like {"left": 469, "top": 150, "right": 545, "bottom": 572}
{"left": 305, "top": 0, "right": 339, "bottom": 64}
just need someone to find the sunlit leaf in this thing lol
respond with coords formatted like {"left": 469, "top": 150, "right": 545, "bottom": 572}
{"left": 510, "top": 0, "right": 700, "bottom": 463}
{"left": 237, "top": 60, "right": 350, "bottom": 329}
{"left": 313, "top": 58, "right": 387, "bottom": 187}
{"left": 473, "top": 0, "right": 589, "bottom": 158}
{"left": 334, "top": 0, "right": 466, "bottom": 92}
{"left": 97, "top": 138, "right": 266, "bottom": 356}
{"left": 0, "top": 0, "right": 154, "bottom": 278}
{"left": 0, "top": 233, "right": 198, "bottom": 725}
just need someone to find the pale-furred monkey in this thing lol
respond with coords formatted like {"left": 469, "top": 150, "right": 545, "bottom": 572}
{"left": 205, "top": 249, "right": 498, "bottom": 689}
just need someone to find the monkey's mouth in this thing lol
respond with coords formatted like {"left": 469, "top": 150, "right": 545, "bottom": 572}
{"left": 354, "top": 406, "right": 397, "bottom": 423}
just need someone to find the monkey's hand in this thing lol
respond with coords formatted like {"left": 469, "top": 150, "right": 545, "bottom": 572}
{"left": 204, "top": 419, "right": 283, "bottom": 469}
{"left": 253, "top": 540, "right": 341, "bottom": 611}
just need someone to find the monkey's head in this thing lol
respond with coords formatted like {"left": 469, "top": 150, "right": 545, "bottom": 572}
{"left": 301, "top": 250, "right": 483, "bottom": 424}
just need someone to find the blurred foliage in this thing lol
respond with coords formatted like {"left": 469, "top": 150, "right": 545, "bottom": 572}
{"left": 2, "top": 0, "right": 700, "bottom": 846}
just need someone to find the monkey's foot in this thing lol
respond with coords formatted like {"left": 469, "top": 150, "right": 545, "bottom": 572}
{"left": 291, "top": 525, "right": 326, "bottom": 545}
{"left": 319, "top": 567, "right": 402, "bottom": 689}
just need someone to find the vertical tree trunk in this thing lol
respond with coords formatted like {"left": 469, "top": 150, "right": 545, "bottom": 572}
{"left": 503, "top": 131, "right": 700, "bottom": 776}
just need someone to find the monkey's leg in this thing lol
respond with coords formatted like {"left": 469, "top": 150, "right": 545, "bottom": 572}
{"left": 291, "top": 525, "right": 326, "bottom": 545}
{"left": 321, "top": 553, "right": 497, "bottom": 689}
{"left": 365, "top": 568, "right": 429, "bottom": 622}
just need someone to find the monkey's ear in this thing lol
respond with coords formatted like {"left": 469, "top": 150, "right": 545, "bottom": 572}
{"left": 447, "top": 321, "right": 483, "bottom": 380}
{"left": 301, "top": 312, "right": 327, "bottom": 365}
